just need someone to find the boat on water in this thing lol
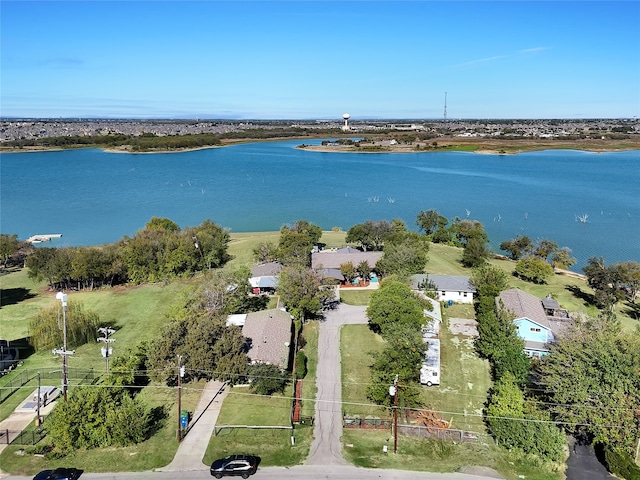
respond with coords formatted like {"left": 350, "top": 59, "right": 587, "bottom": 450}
{"left": 26, "top": 233, "right": 62, "bottom": 244}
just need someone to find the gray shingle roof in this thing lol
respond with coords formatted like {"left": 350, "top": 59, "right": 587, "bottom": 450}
{"left": 251, "top": 262, "right": 283, "bottom": 277}
{"left": 411, "top": 274, "right": 476, "bottom": 293}
{"left": 311, "top": 250, "right": 383, "bottom": 270}
{"left": 497, "top": 288, "right": 549, "bottom": 326}
{"left": 242, "top": 308, "right": 293, "bottom": 368}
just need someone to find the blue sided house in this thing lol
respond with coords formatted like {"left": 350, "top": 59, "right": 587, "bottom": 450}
{"left": 496, "top": 288, "right": 572, "bottom": 358}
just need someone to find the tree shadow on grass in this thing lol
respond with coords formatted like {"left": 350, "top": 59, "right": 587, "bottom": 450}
{"left": 0, "top": 287, "right": 36, "bottom": 308}
{"left": 621, "top": 301, "right": 640, "bottom": 321}
{"left": 565, "top": 285, "right": 596, "bottom": 308}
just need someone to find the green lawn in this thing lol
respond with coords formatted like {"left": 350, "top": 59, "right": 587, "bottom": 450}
{"left": 341, "top": 324, "right": 386, "bottom": 418}
{"left": 299, "top": 321, "right": 318, "bottom": 418}
{"left": 0, "top": 379, "right": 205, "bottom": 475}
{"left": 340, "top": 290, "right": 372, "bottom": 306}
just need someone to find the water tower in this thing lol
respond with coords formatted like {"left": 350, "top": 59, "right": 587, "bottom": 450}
{"left": 342, "top": 113, "right": 350, "bottom": 131}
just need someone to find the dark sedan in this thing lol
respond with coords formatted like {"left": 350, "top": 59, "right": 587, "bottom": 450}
{"left": 210, "top": 454, "right": 260, "bottom": 478}
{"left": 33, "top": 468, "right": 81, "bottom": 480}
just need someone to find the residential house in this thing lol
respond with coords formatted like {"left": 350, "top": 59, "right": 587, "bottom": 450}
{"left": 237, "top": 308, "right": 294, "bottom": 369}
{"left": 311, "top": 247, "right": 383, "bottom": 284}
{"left": 497, "top": 288, "right": 572, "bottom": 357}
{"left": 410, "top": 274, "right": 476, "bottom": 304}
{"left": 249, "top": 262, "right": 283, "bottom": 294}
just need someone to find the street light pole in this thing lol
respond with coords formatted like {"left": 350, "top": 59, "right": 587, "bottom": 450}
{"left": 389, "top": 374, "right": 399, "bottom": 454}
{"left": 53, "top": 292, "right": 74, "bottom": 402}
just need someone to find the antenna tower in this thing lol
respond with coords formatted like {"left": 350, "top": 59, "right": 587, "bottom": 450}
{"left": 443, "top": 92, "right": 448, "bottom": 131}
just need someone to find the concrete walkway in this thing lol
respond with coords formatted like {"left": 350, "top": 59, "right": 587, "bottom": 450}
{"left": 159, "top": 380, "right": 227, "bottom": 472}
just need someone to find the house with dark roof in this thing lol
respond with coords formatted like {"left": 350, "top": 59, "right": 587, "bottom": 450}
{"left": 410, "top": 274, "right": 476, "bottom": 304}
{"left": 311, "top": 248, "right": 383, "bottom": 284}
{"left": 240, "top": 308, "right": 294, "bottom": 369}
{"left": 497, "top": 288, "right": 572, "bottom": 357}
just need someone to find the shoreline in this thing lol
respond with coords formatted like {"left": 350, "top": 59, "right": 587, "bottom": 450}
{"left": 2, "top": 135, "right": 639, "bottom": 155}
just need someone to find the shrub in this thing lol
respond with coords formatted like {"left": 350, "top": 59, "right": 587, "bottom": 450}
{"left": 295, "top": 350, "right": 307, "bottom": 379}
{"left": 602, "top": 445, "right": 640, "bottom": 480}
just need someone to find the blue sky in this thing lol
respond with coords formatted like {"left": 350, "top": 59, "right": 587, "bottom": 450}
{"left": 1, "top": 1, "right": 639, "bottom": 119}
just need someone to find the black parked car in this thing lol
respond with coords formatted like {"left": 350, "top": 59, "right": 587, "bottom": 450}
{"left": 210, "top": 454, "right": 260, "bottom": 478}
{"left": 33, "top": 468, "right": 81, "bottom": 480}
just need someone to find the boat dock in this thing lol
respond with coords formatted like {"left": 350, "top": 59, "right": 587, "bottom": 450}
{"left": 26, "top": 234, "right": 62, "bottom": 244}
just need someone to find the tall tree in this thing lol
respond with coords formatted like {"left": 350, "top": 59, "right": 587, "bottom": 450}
{"left": 277, "top": 266, "right": 334, "bottom": 321}
{"left": 0, "top": 233, "right": 22, "bottom": 268}
{"left": 366, "top": 280, "right": 426, "bottom": 336}
{"left": 499, "top": 235, "right": 534, "bottom": 260}
{"left": 416, "top": 209, "right": 448, "bottom": 236}
{"left": 536, "top": 315, "right": 640, "bottom": 454}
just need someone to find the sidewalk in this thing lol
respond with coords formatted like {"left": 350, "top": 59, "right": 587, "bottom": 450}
{"left": 158, "top": 380, "right": 228, "bottom": 472}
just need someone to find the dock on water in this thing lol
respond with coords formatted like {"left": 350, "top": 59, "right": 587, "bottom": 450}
{"left": 26, "top": 234, "right": 62, "bottom": 244}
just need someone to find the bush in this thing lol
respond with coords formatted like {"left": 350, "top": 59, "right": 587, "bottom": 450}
{"left": 248, "top": 363, "right": 289, "bottom": 396}
{"left": 295, "top": 350, "right": 307, "bottom": 379}
{"left": 602, "top": 445, "right": 640, "bottom": 480}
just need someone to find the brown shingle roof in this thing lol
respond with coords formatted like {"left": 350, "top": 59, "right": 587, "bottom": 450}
{"left": 242, "top": 308, "right": 293, "bottom": 368}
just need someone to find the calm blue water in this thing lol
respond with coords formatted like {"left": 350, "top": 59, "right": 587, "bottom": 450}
{"left": 1, "top": 140, "right": 639, "bottom": 271}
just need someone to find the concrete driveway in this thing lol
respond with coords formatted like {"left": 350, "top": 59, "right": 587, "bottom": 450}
{"left": 305, "top": 303, "right": 368, "bottom": 465}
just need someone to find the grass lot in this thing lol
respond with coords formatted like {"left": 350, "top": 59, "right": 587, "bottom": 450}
{"left": 341, "top": 324, "right": 386, "bottom": 418}
{"left": 341, "top": 430, "right": 563, "bottom": 480}
{"left": 299, "top": 321, "right": 318, "bottom": 418}
{"left": 339, "top": 289, "right": 372, "bottom": 306}
{"left": 204, "top": 385, "right": 312, "bottom": 466}
{"left": 0, "top": 379, "right": 205, "bottom": 475}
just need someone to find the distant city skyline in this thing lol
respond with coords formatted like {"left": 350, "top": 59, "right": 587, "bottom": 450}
{"left": 1, "top": 1, "right": 639, "bottom": 120}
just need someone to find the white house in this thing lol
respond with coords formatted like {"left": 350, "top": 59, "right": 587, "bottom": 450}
{"left": 411, "top": 274, "right": 476, "bottom": 304}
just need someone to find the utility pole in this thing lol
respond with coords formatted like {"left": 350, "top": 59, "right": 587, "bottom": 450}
{"left": 177, "top": 355, "right": 184, "bottom": 442}
{"left": 97, "top": 327, "right": 116, "bottom": 375}
{"left": 52, "top": 292, "right": 74, "bottom": 402}
{"left": 36, "top": 372, "right": 41, "bottom": 426}
{"left": 389, "top": 374, "right": 399, "bottom": 454}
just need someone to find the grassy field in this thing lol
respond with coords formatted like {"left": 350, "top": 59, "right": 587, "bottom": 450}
{"left": 299, "top": 321, "right": 318, "bottom": 418}
{"left": 341, "top": 429, "right": 563, "bottom": 480}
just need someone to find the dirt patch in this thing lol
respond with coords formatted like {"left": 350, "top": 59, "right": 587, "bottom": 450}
{"left": 449, "top": 318, "right": 478, "bottom": 337}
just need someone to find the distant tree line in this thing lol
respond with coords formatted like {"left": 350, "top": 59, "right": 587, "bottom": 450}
{"left": 25, "top": 217, "right": 230, "bottom": 289}
{"left": 3, "top": 133, "right": 223, "bottom": 151}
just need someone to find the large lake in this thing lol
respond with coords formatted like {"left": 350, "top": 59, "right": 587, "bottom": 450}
{"left": 1, "top": 140, "right": 638, "bottom": 271}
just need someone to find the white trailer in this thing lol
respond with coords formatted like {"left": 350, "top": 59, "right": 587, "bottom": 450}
{"left": 420, "top": 338, "right": 440, "bottom": 386}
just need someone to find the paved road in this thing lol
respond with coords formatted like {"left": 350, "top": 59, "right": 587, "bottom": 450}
{"left": 306, "top": 303, "right": 368, "bottom": 465}
{"left": 565, "top": 437, "right": 614, "bottom": 480}
{"left": 4, "top": 465, "right": 496, "bottom": 480}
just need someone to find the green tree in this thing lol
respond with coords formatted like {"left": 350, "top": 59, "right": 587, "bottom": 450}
{"left": 145, "top": 216, "right": 181, "bottom": 232}
{"left": 375, "top": 231, "right": 429, "bottom": 277}
{"left": 471, "top": 264, "right": 510, "bottom": 299}
{"left": 485, "top": 373, "right": 565, "bottom": 461}
{"left": 416, "top": 209, "right": 448, "bottom": 236}
{"left": 340, "top": 262, "right": 357, "bottom": 283}
{"left": 276, "top": 220, "right": 322, "bottom": 267}
{"left": 536, "top": 315, "right": 640, "bottom": 454}
{"left": 45, "top": 386, "right": 155, "bottom": 453}
{"left": 533, "top": 239, "right": 559, "bottom": 262}
{"left": 0, "top": 233, "right": 22, "bottom": 268}
{"left": 345, "top": 220, "right": 393, "bottom": 251}
{"left": 29, "top": 300, "right": 101, "bottom": 351}
{"left": 249, "top": 363, "right": 289, "bottom": 395}
{"left": 583, "top": 257, "right": 627, "bottom": 310}
{"left": 514, "top": 256, "right": 554, "bottom": 284}
{"left": 499, "top": 235, "right": 534, "bottom": 260}
{"left": 148, "top": 311, "right": 248, "bottom": 386}
{"left": 366, "top": 280, "right": 426, "bottom": 336}
{"left": 366, "top": 324, "right": 424, "bottom": 408}
{"left": 461, "top": 236, "right": 490, "bottom": 268}
{"left": 253, "top": 241, "right": 278, "bottom": 263}
{"left": 277, "top": 266, "right": 334, "bottom": 321}
{"left": 550, "top": 247, "right": 577, "bottom": 270}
